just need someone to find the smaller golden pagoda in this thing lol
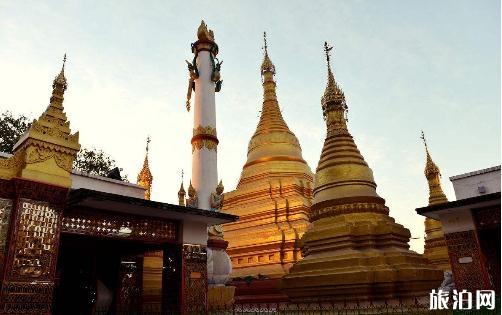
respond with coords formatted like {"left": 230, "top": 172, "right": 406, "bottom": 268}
{"left": 421, "top": 131, "right": 451, "bottom": 271}
{"left": 137, "top": 137, "right": 153, "bottom": 200}
{"left": 281, "top": 43, "right": 443, "bottom": 301}
{"left": 0, "top": 55, "right": 80, "bottom": 186}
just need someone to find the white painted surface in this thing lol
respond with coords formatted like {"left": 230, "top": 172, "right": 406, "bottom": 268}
{"left": 182, "top": 220, "right": 209, "bottom": 245}
{"left": 192, "top": 49, "right": 218, "bottom": 210}
{"left": 450, "top": 166, "right": 500, "bottom": 200}
{"left": 71, "top": 171, "right": 146, "bottom": 198}
{"left": 438, "top": 208, "right": 476, "bottom": 234}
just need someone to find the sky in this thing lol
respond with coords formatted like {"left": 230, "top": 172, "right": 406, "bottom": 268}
{"left": 0, "top": 0, "right": 499, "bottom": 252}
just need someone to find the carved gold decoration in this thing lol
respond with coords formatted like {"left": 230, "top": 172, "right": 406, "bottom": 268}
{"left": 197, "top": 20, "right": 215, "bottom": 42}
{"left": 191, "top": 125, "right": 218, "bottom": 152}
{"left": 182, "top": 244, "right": 208, "bottom": 313}
{"left": 62, "top": 208, "right": 177, "bottom": 242}
{"left": 210, "top": 180, "right": 224, "bottom": 211}
{"left": 12, "top": 199, "right": 59, "bottom": 279}
{"left": 0, "top": 198, "right": 13, "bottom": 258}
{"left": 186, "top": 180, "right": 198, "bottom": 208}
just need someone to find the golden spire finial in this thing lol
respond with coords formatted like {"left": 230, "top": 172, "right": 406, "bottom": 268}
{"left": 178, "top": 169, "right": 186, "bottom": 206}
{"left": 137, "top": 137, "right": 153, "bottom": 200}
{"left": 197, "top": 20, "right": 215, "bottom": 42}
{"left": 53, "top": 53, "right": 68, "bottom": 91}
{"left": 321, "top": 42, "right": 347, "bottom": 123}
{"left": 420, "top": 131, "right": 447, "bottom": 205}
{"left": 261, "top": 31, "right": 275, "bottom": 75}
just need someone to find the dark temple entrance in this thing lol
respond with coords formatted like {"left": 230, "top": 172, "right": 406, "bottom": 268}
{"left": 54, "top": 234, "right": 171, "bottom": 315}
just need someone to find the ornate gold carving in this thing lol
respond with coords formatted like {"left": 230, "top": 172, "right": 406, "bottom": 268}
{"left": 210, "top": 180, "right": 224, "bottom": 211}
{"left": 191, "top": 125, "right": 218, "bottom": 152}
{"left": 62, "top": 209, "right": 177, "bottom": 242}
{"left": 310, "top": 202, "right": 389, "bottom": 221}
{"left": 197, "top": 20, "right": 215, "bottom": 42}
{"left": 186, "top": 180, "right": 198, "bottom": 208}
{"left": 12, "top": 199, "right": 59, "bottom": 279}
{"left": 0, "top": 198, "right": 13, "bottom": 255}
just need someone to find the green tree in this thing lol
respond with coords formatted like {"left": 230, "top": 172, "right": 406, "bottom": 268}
{"left": 0, "top": 110, "right": 126, "bottom": 180}
{"left": 0, "top": 111, "right": 32, "bottom": 153}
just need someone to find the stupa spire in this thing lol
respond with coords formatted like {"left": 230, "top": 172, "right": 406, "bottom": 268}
{"left": 420, "top": 131, "right": 451, "bottom": 271}
{"left": 178, "top": 169, "right": 186, "bottom": 206}
{"left": 421, "top": 131, "right": 448, "bottom": 205}
{"left": 312, "top": 42, "right": 378, "bottom": 208}
{"left": 137, "top": 136, "right": 153, "bottom": 200}
{"left": 241, "top": 32, "right": 306, "bottom": 176}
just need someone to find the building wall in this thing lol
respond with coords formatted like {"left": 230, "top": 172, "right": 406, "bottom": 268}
{"left": 450, "top": 166, "right": 500, "bottom": 200}
{"left": 71, "top": 171, "right": 146, "bottom": 198}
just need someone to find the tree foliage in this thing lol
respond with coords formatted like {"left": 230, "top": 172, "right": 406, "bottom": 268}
{"left": 0, "top": 111, "right": 32, "bottom": 153}
{"left": 0, "top": 110, "right": 126, "bottom": 180}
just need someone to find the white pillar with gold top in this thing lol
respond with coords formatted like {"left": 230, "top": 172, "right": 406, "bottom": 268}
{"left": 185, "top": 21, "right": 222, "bottom": 211}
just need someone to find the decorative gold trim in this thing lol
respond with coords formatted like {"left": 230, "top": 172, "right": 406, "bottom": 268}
{"left": 191, "top": 125, "right": 218, "bottom": 152}
{"left": 243, "top": 155, "right": 306, "bottom": 168}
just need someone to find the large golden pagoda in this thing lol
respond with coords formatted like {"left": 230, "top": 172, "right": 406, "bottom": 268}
{"left": 281, "top": 43, "right": 443, "bottom": 301}
{"left": 137, "top": 137, "right": 153, "bottom": 200}
{"left": 222, "top": 33, "right": 314, "bottom": 280}
{"left": 421, "top": 131, "right": 451, "bottom": 271}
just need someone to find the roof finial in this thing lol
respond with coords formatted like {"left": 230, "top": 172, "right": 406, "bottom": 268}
{"left": 261, "top": 31, "right": 275, "bottom": 75}
{"left": 62, "top": 53, "right": 67, "bottom": 71}
{"left": 181, "top": 169, "right": 184, "bottom": 182}
{"left": 263, "top": 32, "right": 268, "bottom": 55}
{"left": 146, "top": 135, "right": 151, "bottom": 153}
{"left": 420, "top": 130, "right": 429, "bottom": 152}
{"left": 324, "top": 41, "right": 333, "bottom": 69}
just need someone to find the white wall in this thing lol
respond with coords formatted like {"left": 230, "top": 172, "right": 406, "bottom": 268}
{"left": 71, "top": 171, "right": 146, "bottom": 199}
{"left": 450, "top": 166, "right": 501, "bottom": 200}
{"left": 182, "top": 220, "right": 208, "bottom": 245}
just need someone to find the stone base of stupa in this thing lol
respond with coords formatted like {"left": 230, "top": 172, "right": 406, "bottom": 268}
{"left": 281, "top": 210, "right": 444, "bottom": 301}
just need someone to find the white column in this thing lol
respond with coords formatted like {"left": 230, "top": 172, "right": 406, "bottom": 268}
{"left": 192, "top": 50, "right": 218, "bottom": 210}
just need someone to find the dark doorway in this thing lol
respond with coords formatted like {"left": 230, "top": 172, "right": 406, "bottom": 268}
{"left": 54, "top": 234, "right": 162, "bottom": 315}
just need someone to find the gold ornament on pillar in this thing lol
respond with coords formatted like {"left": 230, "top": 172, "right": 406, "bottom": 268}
{"left": 281, "top": 42, "right": 443, "bottom": 302}
{"left": 186, "top": 180, "right": 198, "bottom": 208}
{"left": 0, "top": 54, "right": 80, "bottom": 187}
{"left": 210, "top": 180, "right": 224, "bottom": 211}
{"left": 137, "top": 136, "right": 153, "bottom": 200}
{"left": 421, "top": 131, "right": 451, "bottom": 271}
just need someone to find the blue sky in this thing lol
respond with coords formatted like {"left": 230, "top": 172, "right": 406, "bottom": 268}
{"left": 0, "top": 0, "right": 499, "bottom": 252}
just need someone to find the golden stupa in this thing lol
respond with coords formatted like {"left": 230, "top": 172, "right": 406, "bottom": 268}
{"left": 421, "top": 131, "right": 451, "bottom": 271}
{"left": 137, "top": 137, "right": 153, "bottom": 200}
{"left": 281, "top": 43, "right": 443, "bottom": 301}
{"left": 222, "top": 33, "right": 314, "bottom": 279}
